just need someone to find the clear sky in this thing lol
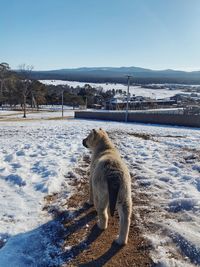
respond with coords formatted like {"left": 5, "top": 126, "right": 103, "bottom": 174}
{"left": 1, "top": 0, "right": 200, "bottom": 71}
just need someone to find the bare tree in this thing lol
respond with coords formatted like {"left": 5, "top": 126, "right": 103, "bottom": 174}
{"left": 0, "top": 62, "right": 10, "bottom": 108}
{"left": 28, "top": 80, "right": 47, "bottom": 110}
{"left": 4, "top": 75, "right": 19, "bottom": 107}
{"left": 18, "top": 64, "right": 34, "bottom": 118}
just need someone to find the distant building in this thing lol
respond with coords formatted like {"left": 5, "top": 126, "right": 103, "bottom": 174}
{"left": 104, "top": 96, "right": 177, "bottom": 110}
{"left": 184, "top": 106, "right": 200, "bottom": 115}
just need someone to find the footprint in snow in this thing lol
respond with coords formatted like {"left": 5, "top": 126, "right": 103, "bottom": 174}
{"left": 16, "top": 150, "right": 25, "bottom": 156}
{"left": 4, "top": 174, "right": 26, "bottom": 187}
{"left": 29, "top": 152, "right": 38, "bottom": 157}
{"left": 40, "top": 151, "right": 47, "bottom": 156}
{"left": 23, "top": 144, "right": 31, "bottom": 150}
{"left": 11, "top": 163, "right": 22, "bottom": 169}
{"left": 195, "top": 179, "right": 200, "bottom": 192}
{"left": 0, "top": 167, "right": 5, "bottom": 172}
{"left": 4, "top": 154, "right": 14, "bottom": 162}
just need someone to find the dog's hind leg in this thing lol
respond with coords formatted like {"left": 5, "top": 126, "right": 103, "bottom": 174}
{"left": 88, "top": 176, "right": 94, "bottom": 205}
{"left": 96, "top": 195, "right": 109, "bottom": 230}
{"left": 115, "top": 202, "right": 132, "bottom": 245}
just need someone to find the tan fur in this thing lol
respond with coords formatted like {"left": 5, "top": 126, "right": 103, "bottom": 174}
{"left": 83, "top": 128, "right": 132, "bottom": 245}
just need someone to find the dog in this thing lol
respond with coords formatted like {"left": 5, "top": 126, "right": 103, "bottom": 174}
{"left": 82, "top": 128, "right": 132, "bottom": 245}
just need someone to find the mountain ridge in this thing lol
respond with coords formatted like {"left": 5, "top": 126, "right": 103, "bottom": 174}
{"left": 27, "top": 66, "right": 200, "bottom": 84}
{"left": 34, "top": 66, "right": 200, "bottom": 73}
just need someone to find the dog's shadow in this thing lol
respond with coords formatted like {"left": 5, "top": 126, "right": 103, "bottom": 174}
{"left": 61, "top": 202, "right": 122, "bottom": 266}
{"left": 78, "top": 242, "right": 122, "bottom": 267}
{"left": 0, "top": 202, "right": 121, "bottom": 266}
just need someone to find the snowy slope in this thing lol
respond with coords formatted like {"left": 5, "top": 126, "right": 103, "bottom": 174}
{"left": 40, "top": 80, "right": 185, "bottom": 98}
{"left": 0, "top": 116, "right": 200, "bottom": 266}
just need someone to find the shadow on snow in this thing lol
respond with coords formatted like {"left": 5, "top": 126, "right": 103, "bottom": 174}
{"left": 0, "top": 203, "right": 122, "bottom": 266}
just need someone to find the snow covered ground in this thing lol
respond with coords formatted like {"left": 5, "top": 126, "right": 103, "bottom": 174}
{"left": 110, "top": 126, "right": 200, "bottom": 266}
{"left": 0, "top": 109, "right": 74, "bottom": 120}
{"left": 0, "top": 113, "right": 200, "bottom": 266}
{"left": 40, "top": 80, "right": 185, "bottom": 99}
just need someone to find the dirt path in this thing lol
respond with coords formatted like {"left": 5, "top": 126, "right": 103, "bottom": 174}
{"left": 48, "top": 154, "right": 153, "bottom": 267}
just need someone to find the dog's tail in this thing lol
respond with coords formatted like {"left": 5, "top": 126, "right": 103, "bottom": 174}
{"left": 107, "top": 171, "right": 120, "bottom": 217}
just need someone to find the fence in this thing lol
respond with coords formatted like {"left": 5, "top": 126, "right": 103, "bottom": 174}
{"left": 75, "top": 110, "right": 200, "bottom": 128}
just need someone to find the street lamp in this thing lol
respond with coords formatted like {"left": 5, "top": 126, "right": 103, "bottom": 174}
{"left": 125, "top": 75, "right": 132, "bottom": 122}
{"left": 61, "top": 89, "right": 64, "bottom": 118}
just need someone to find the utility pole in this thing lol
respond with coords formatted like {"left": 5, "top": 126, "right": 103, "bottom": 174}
{"left": 85, "top": 96, "right": 87, "bottom": 109}
{"left": 125, "top": 75, "right": 132, "bottom": 122}
{"left": 61, "top": 90, "right": 64, "bottom": 118}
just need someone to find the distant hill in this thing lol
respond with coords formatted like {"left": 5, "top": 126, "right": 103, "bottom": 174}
{"left": 29, "top": 66, "right": 200, "bottom": 84}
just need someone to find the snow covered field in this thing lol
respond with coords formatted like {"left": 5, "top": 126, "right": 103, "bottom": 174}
{"left": 0, "top": 109, "right": 74, "bottom": 120}
{"left": 40, "top": 80, "right": 185, "bottom": 99}
{"left": 0, "top": 113, "right": 200, "bottom": 266}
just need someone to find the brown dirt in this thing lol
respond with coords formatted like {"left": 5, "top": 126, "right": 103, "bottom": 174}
{"left": 107, "top": 129, "right": 185, "bottom": 142}
{"left": 0, "top": 116, "right": 73, "bottom": 122}
{"left": 53, "top": 155, "right": 154, "bottom": 267}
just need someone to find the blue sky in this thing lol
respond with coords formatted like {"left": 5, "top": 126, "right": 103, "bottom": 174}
{"left": 1, "top": 0, "right": 200, "bottom": 70}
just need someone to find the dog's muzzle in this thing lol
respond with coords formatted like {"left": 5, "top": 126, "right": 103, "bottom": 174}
{"left": 82, "top": 139, "right": 88, "bottom": 148}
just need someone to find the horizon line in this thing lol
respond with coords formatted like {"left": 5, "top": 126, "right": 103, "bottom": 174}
{"left": 13, "top": 65, "right": 200, "bottom": 73}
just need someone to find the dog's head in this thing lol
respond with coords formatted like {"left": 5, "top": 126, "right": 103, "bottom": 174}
{"left": 82, "top": 128, "right": 107, "bottom": 149}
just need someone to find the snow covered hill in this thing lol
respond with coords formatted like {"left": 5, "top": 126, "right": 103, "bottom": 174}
{"left": 40, "top": 79, "right": 185, "bottom": 99}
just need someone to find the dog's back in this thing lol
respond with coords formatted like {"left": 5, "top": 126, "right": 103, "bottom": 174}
{"left": 93, "top": 149, "right": 131, "bottom": 217}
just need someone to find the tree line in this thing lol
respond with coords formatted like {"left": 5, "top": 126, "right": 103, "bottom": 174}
{"left": 0, "top": 62, "right": 123, "bottom": 117}
{"left": 0, "top": 63, "right": 47, "bottom": 117}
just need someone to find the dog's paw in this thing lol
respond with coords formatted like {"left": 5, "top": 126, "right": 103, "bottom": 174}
{"left": 87, "top": 200, "right": 94, "bottom": 207}
{"left": 114, "top": 237, "right": 127, "bottom": 246}
{"left": 97, "top": 221, "right": 107, "bottom": 230}
{"left": 83, "top": 202, "right": 93, "bottom": 209}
